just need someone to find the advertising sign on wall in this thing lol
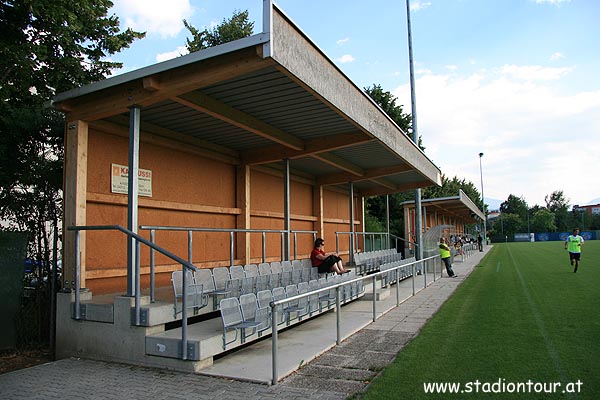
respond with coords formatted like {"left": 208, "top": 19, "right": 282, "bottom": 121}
{"left": 111, "top": 164, "right": 152, "bottom": 197}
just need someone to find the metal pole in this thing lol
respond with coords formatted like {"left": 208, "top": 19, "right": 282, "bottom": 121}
{"left": 372, "top": 275, "right": 377, "bottom": 322}
{"left": 188, "top": 230, "right": 193, "bottom": 264}
{"left": 479, "top": 152, "right": 486, "bottom": 249}
{"left": 74, "top": 230, "right": 81, "bottom": 320}
{"left": 386, "top": 195, "right": 390, "bottom": 249}
{"left": 262, "top": 232, "right": 266, "bottom": 263}
{"left": 336, "top": 286, "right": 341, "bottom": 345}
{"left": 50, "top": 223, "right": 58, "bottom": 348}
{"left": 127, "top": 106, "right": 141, "bottom": 296}
{"left": 135, "top": 241, "right": 141, "bottom": 325}
{"left": 406, "top": 0, "right": 423, "bottom": 262}
{"left": 349, "top": 182, "right": 355, "bottom": 266}
{"left": 271, "top": 303, "right": 278, "bottom": 385}
{"left": 230, "top": 231, "right": 234, "bottom": 266}
{"left": 396, "top": 267, "right": 400, "bottom": 306}
{"left": 284, "top": 159, "right": 291, "bottom": 260}
{"left": 293, "top": 232, "right": 297, "bottom": 260}
{"left": 182, "top": 264, "right": 188, "bottom": 361}
{"left": 150, "top": 230, "right": 155, "bottom": 302}
{"left": 411, "top": 261, "right": 415, "bottom": 296}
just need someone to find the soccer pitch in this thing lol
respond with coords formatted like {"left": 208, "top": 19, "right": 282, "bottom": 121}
{"left": 358, "top": 241, "right": 600, "bottom": 399}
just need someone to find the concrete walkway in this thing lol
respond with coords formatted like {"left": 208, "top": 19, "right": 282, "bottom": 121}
{"left": 0, "top": 247, "right": 490, "bottom": 400}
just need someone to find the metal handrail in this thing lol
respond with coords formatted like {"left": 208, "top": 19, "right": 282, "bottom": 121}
{"left": 140, "top": 225, "right": 316, "bottom": 301}
{"left": 269, "top": 254, "right": 440, "bottom": 385}
{"left": 67, "top": 224, "right": 197, "bottom": 360}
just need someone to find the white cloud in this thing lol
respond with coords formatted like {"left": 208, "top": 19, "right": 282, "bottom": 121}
{"left": 550, "top": 52, "right": 565, "bottom": 61}
{"left": 156, "top": 46, "right": 189, "bottom": 62}
{"left": 336, "top": 54, "right": 355, "bottom": 63}
{"left": 533, "top": 0, "right": 571, "bottom": 4}
{"left": 445, "top": 65, "right": 458, "bottom": 71}
{"left": 336, "top": 38, "right": 350, "bottom": 46}
{"left": 499, "top": 64, "right": 573, "bottom": 81}
{"left": 410, "top": 1, "right": 432, "bottom": 11}
{"left": 416, "top": 68, "right": 432, "bottom": 75}
{"left": 393, "top": 67, "right": 600, "bottom": 206}
{"left": 112, "top": 0, "right": 194, "bottom": 38}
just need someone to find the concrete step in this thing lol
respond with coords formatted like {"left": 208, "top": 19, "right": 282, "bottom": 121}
{"left": 145, "top": 292, "right": 365, "bottom": 362}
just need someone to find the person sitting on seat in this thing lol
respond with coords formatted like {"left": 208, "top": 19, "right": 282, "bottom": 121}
{"left": 310, "top": 238, "right": 350, "bottom": 275}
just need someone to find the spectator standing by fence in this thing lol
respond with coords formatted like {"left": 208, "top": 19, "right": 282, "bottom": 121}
{"left": 439, "top": 237, "right": 457, "bottom": 278}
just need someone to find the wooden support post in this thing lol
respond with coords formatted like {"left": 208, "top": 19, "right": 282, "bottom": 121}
{"left": 236, "top": 165, "right": 251, "bottom": 265}
{"left": 63, "top": 120, "right": 88, "bottom": 290}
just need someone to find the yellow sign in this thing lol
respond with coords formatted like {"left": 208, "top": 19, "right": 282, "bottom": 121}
{"left": 111, "top": 164, "right": 152, "bottom": 197}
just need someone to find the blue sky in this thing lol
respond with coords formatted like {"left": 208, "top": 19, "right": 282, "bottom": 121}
{"left": 108, "top": 0, "right": 600, "bottom": 208}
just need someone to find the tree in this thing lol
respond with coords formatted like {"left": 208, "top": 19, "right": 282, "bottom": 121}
{"left": 531, "top": 209, "right": 557, "bottom": 232}
{"left": 423, "top": 175, "right": 482, "bottom": 207}
{"left": 363, "top": 84, "right": 426, "bottom": 150}
{"left": 184, "top": 9, "right": 254, "bottom": 52}
{"left": 545, "top": 190, "right": 569, "bottom": 231}
{"left": 364, "top": 174, "right": 482, "bottom": 241}
{"left": 500, "top": 194, "right": 528, "bottom": 222}
{"left": 0, "top": 0, "right": 144, "bottom": 345}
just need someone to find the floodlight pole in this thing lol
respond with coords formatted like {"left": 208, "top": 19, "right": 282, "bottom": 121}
{"left": 478, "top": 152, "right": 486, "bottom": 248}
{"left": 406, "top": 0, "right": 423, "bottom": 260}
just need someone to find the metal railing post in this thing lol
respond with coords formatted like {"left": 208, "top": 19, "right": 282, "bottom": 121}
{"left": 336, "top": 286, "right": 341, "bottom": 345}
{"left": 150, "top": 229, "right": 155, "bottom": 302}
{"left": 412, "top": 262, "right": 415, "bottom": 296}
{"left": 230, "top": 231, "right": 234, "bottom": 266}
{"left": 182, "top": 264, "right": 188, "bottom": 361}
{"left": 74, "top": 230, "right": 81, "bottom": 320}
{"left": 423, "top": 259, "right": 427, "bottom": 287}
{"left": 372, "top": 275, "right": 377, "bottom": 322}
{"left": 293, "top": 232, "right": 297, "bottom": 260}
{"left": 396, "top": 267, "right": 400, "bottom": 306}
{"left": 335, "top": 233, "right": 339, "bottom": 256}
{"left": 271, "top": 302, "right": 278, "bottom": 385}
{"left": 135, "top": 240, "right": 141, "bottom": 325}
{"left": 188, "top": 230, "right": 193, "bottom": 264}
{"left": 262, "top": 232, "right": 266, "bottom": 263}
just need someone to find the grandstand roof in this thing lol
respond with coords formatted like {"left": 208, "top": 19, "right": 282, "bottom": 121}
{"left": 52, "top": 2, "right": 441, "bottom": 196}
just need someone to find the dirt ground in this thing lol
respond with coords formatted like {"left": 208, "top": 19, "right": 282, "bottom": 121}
{"left": 0, "top": 347, "right": 54, "bottom": 375}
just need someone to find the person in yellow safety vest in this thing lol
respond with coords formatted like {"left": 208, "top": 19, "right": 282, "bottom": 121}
{"left": 439, "top": 237, "right": 457, "bottom": 278}
{"left": 564, "top": 228, "right": 584, "bottom": 273}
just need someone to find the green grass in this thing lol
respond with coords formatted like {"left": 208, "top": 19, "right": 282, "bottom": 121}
{"left": 357, "top": 241, "right": 600, "bottom": 399}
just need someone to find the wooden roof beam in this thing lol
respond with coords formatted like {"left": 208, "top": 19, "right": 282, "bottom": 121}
{"left": 241, "top": 132, "right": 372, "bottom": 165}
{"left": 316, "top": 164, "right": 413, "bottom": 186}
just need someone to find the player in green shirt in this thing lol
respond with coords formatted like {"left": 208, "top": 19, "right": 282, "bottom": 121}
{"left": 564, "top": 228, "right": 584, "bottom": 273}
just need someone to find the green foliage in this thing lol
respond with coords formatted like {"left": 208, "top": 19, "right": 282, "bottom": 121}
{"left": 364, "top": 210, "right": 386, "bottom": 233}
{"left": 531, "top": 208, "right": 557, "bottom": 232}
{"left": 0, "top": 0, "right": 144, "bottom": 346}
{"left": 545, "top": 190, "right": 570, "bottom": 231}
{"left": 499, "top": 194, "right": 528, "bottom": 221}
{"left": 365, "top": 174, "right": 482, "bottom": 240}
{"left": 422, "top": 174, "right": 482, "bottom": 208}
{"left": 184, "top": 9, "right": 254, "bottom": 52}
{"left": 364, "top": 84, "right": 412, "bottom": 132}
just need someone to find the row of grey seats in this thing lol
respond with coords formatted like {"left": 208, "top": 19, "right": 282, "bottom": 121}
{"left": 380, "top": 257, "right": 417, "bottom": 287}
{"left": 219, "top": 271, "right": 365, "bottom": 350}
{"left": 354, "top": 249, "right": 403, "bottom": 275}
{"left": 171, "top": 259, "right": 318, "bottom": 317}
